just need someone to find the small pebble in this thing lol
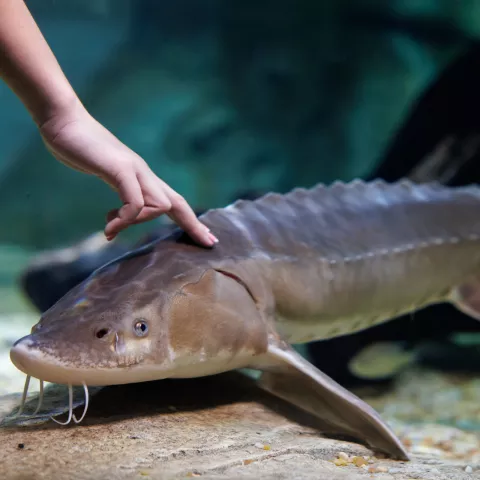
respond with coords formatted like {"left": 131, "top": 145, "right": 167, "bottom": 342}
{"left": 410, "top": 445, "right": 443, "bottom": 456}
{"left": 465, "top": 465, "right": 473, "bottom": 473}
{"left": 402, "top": 438, "right": 412, "bottom": 447}
{"left": 352, "top": 456, "right": 368, "bottom": 467}
{"left": 334, "top": 458, "right": 348, "bottom": 467}
{"left": 368, "top": 465, "right": 389, "bottom": 473}
{"left": 338, "top": 452, "right": 350, "bottom": 461}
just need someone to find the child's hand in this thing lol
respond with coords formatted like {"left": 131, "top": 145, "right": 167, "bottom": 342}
{"left": 39, "top": 105, "right": 218, "bottom": 246}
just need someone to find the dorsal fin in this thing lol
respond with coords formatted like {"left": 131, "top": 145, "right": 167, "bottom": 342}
{"left": 199, "top": 179, "right": 480, "bottom": 261}
{"left": 222, "top": 178, "right": 479, "bottom": 216}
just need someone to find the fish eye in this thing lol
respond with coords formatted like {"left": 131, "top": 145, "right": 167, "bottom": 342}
{"left": 134, "top": 319, "right": 148, "bottom": 337}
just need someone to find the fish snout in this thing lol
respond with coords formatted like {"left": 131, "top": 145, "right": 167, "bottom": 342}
{"left": 10, "top": 334, "right": 89, "bottom": 385}
{"left": 10, "top": 336, "right": 37, "bottom": 376}
{"left": 12, "top": 334, "right": 31, "bottom": 348}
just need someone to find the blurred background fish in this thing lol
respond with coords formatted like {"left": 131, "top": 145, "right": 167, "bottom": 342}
{"left": 347, "top": 342, "right": 416, "bottom": 381}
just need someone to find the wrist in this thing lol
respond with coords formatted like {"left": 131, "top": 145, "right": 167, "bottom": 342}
{"left": 37, "top": 95, "right": 88, "bottom": 139}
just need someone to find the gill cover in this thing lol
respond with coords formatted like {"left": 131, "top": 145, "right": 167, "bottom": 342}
{"left": 167, "top": 268, "right": 270, "bottom": 361}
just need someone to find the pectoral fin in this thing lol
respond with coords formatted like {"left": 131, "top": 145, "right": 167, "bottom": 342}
{"left": 450, "top": 275, "right": 480, "bottom": 320}
{"left": 255, "top": 344, "right": 409, "bottom": 460}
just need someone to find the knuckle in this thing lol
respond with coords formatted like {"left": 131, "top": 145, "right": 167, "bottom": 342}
{"left": 171, "top": 193, "right": 187, "bottom": 208}
{"left": 165, "top": 195, "right": 178, "bottom": 209}
{"left": 113, "top": 167, "right": 131, "bottom": 183}
{"left": 131, "top": 199, "right": 144, "bottom": 210}
{"left": 122, "top": 202, "right": 143, "bottom": 219}
{"left": 156, "top": 199, "right": 172, "bottom": 212}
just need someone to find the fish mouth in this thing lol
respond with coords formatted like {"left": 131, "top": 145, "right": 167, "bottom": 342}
{"left": 10, "top": 338, "right": 98, "bottom": 386}
{"left": 9, "top": 337, "right": 169, "bottom": 387}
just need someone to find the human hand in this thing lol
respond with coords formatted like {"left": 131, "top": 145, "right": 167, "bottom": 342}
{"left": 38, "top": 104, "right": 218, "bottom": 246}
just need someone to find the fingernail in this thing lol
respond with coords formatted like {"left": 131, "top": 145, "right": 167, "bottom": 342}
{"left": 208, "top": 232, "right": 219, "bottom": 244}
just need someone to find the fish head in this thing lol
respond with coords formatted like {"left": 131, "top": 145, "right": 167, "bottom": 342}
{"left": 10, "top": 243, "right": 269, "bottom": 386}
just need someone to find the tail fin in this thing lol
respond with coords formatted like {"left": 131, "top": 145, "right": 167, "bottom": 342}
{"left": 256, "top": 344, "right": 409, "bottom": 460}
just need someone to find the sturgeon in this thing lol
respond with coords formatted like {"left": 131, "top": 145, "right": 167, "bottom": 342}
{"left": 9, "top": 179, "right": 480, "bottom": 460}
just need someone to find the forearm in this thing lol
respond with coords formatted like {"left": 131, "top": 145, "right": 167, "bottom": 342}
{"left": 0, "top": 0, "right": 81, "bottom": 126}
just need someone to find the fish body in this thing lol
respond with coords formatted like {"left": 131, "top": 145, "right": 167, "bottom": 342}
{"left": 203, "top": 179, "right": 480, "bottom": 344}
{"left": 10, "top": 179, "right": 480, "bottom": 461}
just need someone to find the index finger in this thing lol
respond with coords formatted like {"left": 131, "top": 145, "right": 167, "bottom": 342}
{"left": 168, "top": 192, "right": 218, "bottom": 247}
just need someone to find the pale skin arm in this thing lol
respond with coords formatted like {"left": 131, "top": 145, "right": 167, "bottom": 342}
{"left": 0, "top": 0, "right": 218, "bottom": 246}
